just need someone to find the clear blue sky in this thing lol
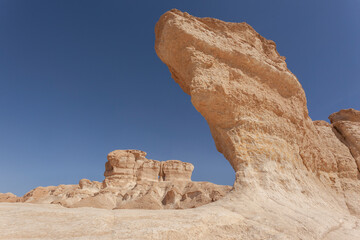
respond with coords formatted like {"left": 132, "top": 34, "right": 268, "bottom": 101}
{"left": 1, "top": 1, "right": 359, "bottom": 196}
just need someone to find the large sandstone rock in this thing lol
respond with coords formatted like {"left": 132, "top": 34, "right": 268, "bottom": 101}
{"left": 1, "top": 9, "right": 360, "bottom": 240}
{"left": 103, "top": 149, "right": 194, "bottom": 186}
{"left": 103, "top": 150, "right": 155, "bottom": 187}
{"left": 155, "top": 9, "right": 360, "bottom": 212}
{"left": 155, "top": 9, "right": 336, "bottom": 177}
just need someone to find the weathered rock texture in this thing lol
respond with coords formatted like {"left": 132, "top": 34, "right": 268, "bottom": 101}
{"left": 103, "top": 150, "right": 194, "bottom": 187}
{"left": 153, "top": 9, "right": 360, "bottom": 238}
{"left": 0, "top": 149, "right": 231, "bottom": 210}
{"left": 329, "top": 109, "right": 360, "bottom": 172}
{"left": 1, "top": 9, "right": 360, "bottom": 240}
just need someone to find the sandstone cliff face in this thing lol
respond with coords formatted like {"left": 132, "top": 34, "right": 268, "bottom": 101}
{"left": 155, "top": 9, "right": 338, "bottom": 176}
{"left": 155, "top": 8, "right": 360, "bottom": 216}
{"left": 0, "top": 149, "right": 231, "bottom": 210}
{"left": 313, "top": 119, "right": 360, "bottom": 215}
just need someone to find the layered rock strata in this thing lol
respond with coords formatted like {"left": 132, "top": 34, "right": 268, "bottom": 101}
{"left": 0, "top": 149, "right": 231, "bottom": 210}
{"left": 103, "top": 150, "right": 194, "bottom": 187}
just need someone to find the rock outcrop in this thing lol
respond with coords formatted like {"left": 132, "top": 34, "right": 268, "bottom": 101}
{"left": 103, "top": 150, "right": 194, "bottom": 187}
{"left": 156, "top": 9, "right": 330, "bottom": 176}
{"left": 155, "top": 8, "right": 360, "bottom": 214}
{"left": 0, "top": 193, "right": 20, "bottom": 203}
{"left": 161, "top": 160, "right": 194, "bottom": 181}
{"left": 0, "top": 149, "right": 231, "bottom": 210}
{"left": 329, "top": 109, "right": 360, "bottom": 172}
{"left": 1, "top": 9, "right": 360, "bottom": 240}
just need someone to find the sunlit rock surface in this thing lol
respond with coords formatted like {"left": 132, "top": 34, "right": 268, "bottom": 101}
{"left": 1, "top": 9, "right": 360, "bottom": 240}
{"left": 0, "top": 193, "right": 20, "bottom": 203}
{"left": 153, "top": 9, "right": 360, "bottom": 239}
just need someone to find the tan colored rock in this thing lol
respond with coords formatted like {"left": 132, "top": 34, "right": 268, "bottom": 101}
{"left": 103, "top": 150, "right": 163, "bottom": 187}
{"left": 79, "top": 179, "right": 102, "bottom": 190}
{"left": 155, "top": 9, "right": 337, "bottom": 179}
{"left": 115, "top": 181, "right": 231, "bottom": 210}
{"left": 136, "top": 159, "right": 162, "bottom": 182}
{"left": 71, "top": 193, "right": 117, "bottom": 210}
{"left": 103, "top": 150, "right": 139, "bottom": 187}
{"left": 313, "top": 121, "right": 358, "bottom": 179}
{"left": 333, "top": 121, "right": 360, "bottom": 170}
{"left": 329, "top": 108, "right": 360, "bottom": 123}
{"left": 151, "top": 8, "right": 360, "bottom": 238}
{"left": 314, "top": 120, "right": 360, "bottom": 215}
{"left": 0, "top": 193, "right": 20, "bottom": 203}
{"left": 161, "top": 160, "right": 194, "bottom": 181}
{"left": 103, "top": 150, "right": 195, "bottom": 186}
{"left": 155, "top": 9, "right": 360, "bottom": 208}
{"left": 22, "top": 185, "right": 78, "bottom": 204}
{"left": 329, "top": 109, "right": 360, "bottom": 172}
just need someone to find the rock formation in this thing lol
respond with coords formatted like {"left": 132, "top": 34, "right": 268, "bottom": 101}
{"left": 329, "top": 109, "right": 360, "bottom": 172}
{"left": 0, "top": 193, "right": 20, "bottom": 203}
{"left": 0, "top": 149, "right": 231, "bottom": 210}
{"left": 155, "top": 8, "right": 360, "bottom": 213}
{"left": 153, "top": 9, "right": 360, "bottom": 238}
{"left": 103, "top": 150, "right": 194, "bottom": 187}
{"left": 1, "top": 9, "right": 360, "bottom": 240}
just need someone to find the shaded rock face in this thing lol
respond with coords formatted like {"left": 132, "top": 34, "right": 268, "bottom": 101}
{"left": 0, "top": 149, "right": 231, "bottom": 210}
{"left": 155, "top": 9, "right": 360, "bottom": 217}
{"left": 313, "top": 119, "right": 360, "bottom": 215}
{"left": 329, "top": 109, "right": 360, "bottom": 172}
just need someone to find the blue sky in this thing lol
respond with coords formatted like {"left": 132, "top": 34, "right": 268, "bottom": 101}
{"left": 0, "top": 1, "right": 359, "bottom": 196}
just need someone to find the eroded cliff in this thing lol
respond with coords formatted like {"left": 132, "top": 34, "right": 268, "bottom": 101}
{"left": 155, "top": 9, "right": 360, "bottom": 217}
